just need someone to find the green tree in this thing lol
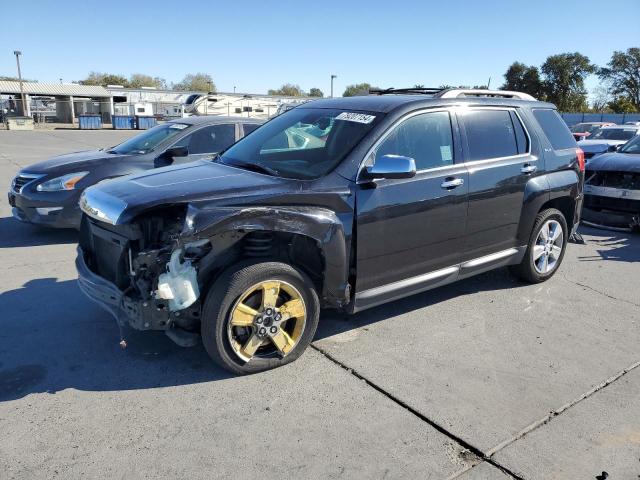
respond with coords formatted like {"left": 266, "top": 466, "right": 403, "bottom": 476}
{"left": 342, "top": 83, "right": 375, "bottom": 97}
{"left": 598, "top": 48, "right": 640, "bottom": 110}
{"left": 267, "top": 83, "right": 305, "bottom": 96}
{"left": 129, "top": 73, "right": 166, "bottom": 89}
{"left": 501, "top": 62, "right": 545, "bottom": 98}
{"left": 308, "top": 87, "right": 324, "bottom": 97}
{"left": 540, "top": 53, "right": 596, "bottom": 111}
{"left": 608, "top": 96, "right": 638, "bottom": 113}
{"left": 173, "top": 73, "right": 215, "bottom": 92}
{"left": 80, "top": 71, "right": 130, "bottom": 87}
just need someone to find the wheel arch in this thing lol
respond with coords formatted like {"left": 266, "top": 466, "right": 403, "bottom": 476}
{"left": 517, "top": 170, "right": 580, "bottom": 244}
{"left": 183, "top": 205, "right": 351, "bottom": 308}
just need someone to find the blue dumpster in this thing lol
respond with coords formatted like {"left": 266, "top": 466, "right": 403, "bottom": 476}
{"left": 78, "top": 114, "right": 102, "bottom": 130}
{"left": 112, "top": 115, "right": 135, "bottom": 129}
{"left": 136, "top": 116, "right": 157, "bottom": 130}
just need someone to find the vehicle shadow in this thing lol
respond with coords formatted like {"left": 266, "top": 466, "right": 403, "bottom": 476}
{"left": 0, "top": 216, "right": 78, "bottom": 248}
{"left": 0, "top": 277, "right": 232, "bottom": 402}
{"left": 0, "top": 268, "right": 523, "bottom": 402}
{"left": 575, "top": 226, "right": 639, "bottom": 264}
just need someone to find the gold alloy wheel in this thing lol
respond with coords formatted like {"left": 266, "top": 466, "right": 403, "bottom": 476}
{"left": 227, "top": 280, "right": 306, "bottom": 362}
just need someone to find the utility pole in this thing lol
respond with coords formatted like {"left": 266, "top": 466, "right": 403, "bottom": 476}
{"left": 13, "top": 50, "right": 28, "bottom": 117}
{"left": 330, "top": 74, "right": 337, "bottom": 98}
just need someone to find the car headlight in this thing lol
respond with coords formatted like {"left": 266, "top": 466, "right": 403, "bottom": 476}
{"left": 36, "top": 172, "right": 89, "bottom": 192}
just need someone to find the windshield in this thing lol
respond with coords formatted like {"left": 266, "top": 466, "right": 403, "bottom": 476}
{"left": 109, "top": 123, "right": 190, "bottom": 154}
{"left": 590, "top": 129, "right": 637, "bottom": 141}
{"left": 619, "top": 135, "right": 640, "bottom": 154}
{"left": 571, "top": 123, "right": 602, "bottom": 134}
{"left": 219, "top": 108, "right": 380, "bottom": 179}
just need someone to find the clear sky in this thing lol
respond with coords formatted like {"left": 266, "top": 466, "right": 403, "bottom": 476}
{"left": 1, "top": 0, "right": 638, "bottom": 96}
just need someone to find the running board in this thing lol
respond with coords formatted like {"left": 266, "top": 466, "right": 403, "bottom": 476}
{"left": 353, "top": 247, "right": 525, "bottom": 312}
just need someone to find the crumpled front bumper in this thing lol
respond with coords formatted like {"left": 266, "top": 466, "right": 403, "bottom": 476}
{"left": 76, "top": 246, "right": 125, "bottom": 325}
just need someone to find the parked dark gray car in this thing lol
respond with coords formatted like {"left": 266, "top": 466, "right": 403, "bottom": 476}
{"left": 8, "top": 116, "right": 263, "bottom": 229}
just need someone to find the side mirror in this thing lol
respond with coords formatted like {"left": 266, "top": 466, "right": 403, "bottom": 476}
{"left": 362, "top": 155, "right": 417, "bottom": 180}
{"left": 155, "top": 146, "right": 189, "bottom": 167}
{"left": 165, "top": 146, "right": 189, "bottom": 158}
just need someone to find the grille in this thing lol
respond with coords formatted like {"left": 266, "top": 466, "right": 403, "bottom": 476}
{"left": 12, "top": 174, "right": 43, "bottom": 193}
{"left": 585, "top": 170, "right": 640, "bottom": 190}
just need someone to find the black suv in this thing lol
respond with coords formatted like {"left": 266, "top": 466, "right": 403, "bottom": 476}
{"left": 76, "top": 88, "right": 584, "bottom": 374}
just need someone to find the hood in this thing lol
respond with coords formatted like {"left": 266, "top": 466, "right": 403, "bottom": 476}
{"left": 585, "top": 152, "right": 640, "bottom": 173}
{"left": 80, "top": 160, "right": 294, "bottom": 225}
{"left": 22, "top": 150, "right": 127, "bottom": 174}
{"left": 578, "top": 139, "right": 628, "bottom": 151}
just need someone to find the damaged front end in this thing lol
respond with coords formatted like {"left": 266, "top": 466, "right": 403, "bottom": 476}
{"left": 77, "top": 206, "right": 212, "bottom": 346}
{"left": 583, "top": 170, "right": 640, "bottom": 231}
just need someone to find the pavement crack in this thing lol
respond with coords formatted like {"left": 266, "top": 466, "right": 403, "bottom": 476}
{"left": 486, "top": 359, "right": 640, "bottom": 458}
{"left": 311, "top": 344, "right": 524, "bottom": 480}
{"left": 561, "top": 274, "right": 640, "bottom": 308}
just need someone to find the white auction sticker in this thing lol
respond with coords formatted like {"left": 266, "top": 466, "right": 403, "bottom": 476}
{"left": 169, "top": 123, "right": 189, "bottom": 130}
{"left": 335, "top": 112, "right": 376, "bottom": 124}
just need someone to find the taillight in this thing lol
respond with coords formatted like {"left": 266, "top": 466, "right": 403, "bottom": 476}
{"left": 576, "top": 148, "right": 585, "bottom": 172}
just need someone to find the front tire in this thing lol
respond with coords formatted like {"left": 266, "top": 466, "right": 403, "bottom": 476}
{"left": 201, "top": 260, "right": 320, "bottom": 375}
{"left": 510, "top": 208, "right": 568, "bottom": 283}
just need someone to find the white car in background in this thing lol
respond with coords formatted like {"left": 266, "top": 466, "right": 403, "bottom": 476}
{"left": 578, "top": 125, "right": 640, "bottom": 160}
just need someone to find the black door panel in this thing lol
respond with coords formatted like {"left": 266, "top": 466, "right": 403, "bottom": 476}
{"left": 356, "top": 166, "right": 469, "bottom": 291}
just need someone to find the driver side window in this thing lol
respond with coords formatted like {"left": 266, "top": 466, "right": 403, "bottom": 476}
{"left": 174, "top": 124, "right": 236, "bottom": 154}
{"left": 374, "top": 111, "right": 454, "bottom": 170}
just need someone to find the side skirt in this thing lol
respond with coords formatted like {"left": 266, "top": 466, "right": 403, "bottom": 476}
{"left": 352, "top": 246, "right": 526, "bottom": 313}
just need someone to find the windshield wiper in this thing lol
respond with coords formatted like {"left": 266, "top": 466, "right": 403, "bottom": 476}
{"left": 218, "top": 156, "right": 279, "bottom": 176}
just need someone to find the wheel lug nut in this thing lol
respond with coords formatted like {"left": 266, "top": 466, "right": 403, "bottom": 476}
{"left": 255, "top": 317, "right": 263, "bottom": 324}
{"left": 270, "top": 326, "right": 278, "bottom": 334}
{"left": 259, "top": 327, "right": 267, "bottom": 336}
{"left": 275, "top": 313, "right": 282, "bottom": 321}
{"left": 265, "top": 308, "right": 273, "bottom": 315}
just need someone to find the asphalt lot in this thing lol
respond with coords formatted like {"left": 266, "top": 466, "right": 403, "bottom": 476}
{"left": 1, "top": 129, "right": 639, "bottom": 479}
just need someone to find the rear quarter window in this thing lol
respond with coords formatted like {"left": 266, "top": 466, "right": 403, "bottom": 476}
{"left": 532, "top": 109, "right": 576, "bottom": 150}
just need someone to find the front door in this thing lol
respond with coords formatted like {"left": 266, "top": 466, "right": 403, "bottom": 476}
{"left": 355, "top": 109, "right": 468, "bottom": 307}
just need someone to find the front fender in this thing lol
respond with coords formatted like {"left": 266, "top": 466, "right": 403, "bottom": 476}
{"left": 182, "top": 205, "right": 351, "bottom": 307}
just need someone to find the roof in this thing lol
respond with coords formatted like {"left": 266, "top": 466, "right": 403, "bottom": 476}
{"left": 600, "top": 125, "right": 640, "bottom": 130}
{"left": 300, "top": 95, "right": 553, "bottom": 113}
{"left": 168, "top": 115, "right": 265, "bottom": 125}
{"left": 0, "top": 81, "right": 111, "bottom": 97}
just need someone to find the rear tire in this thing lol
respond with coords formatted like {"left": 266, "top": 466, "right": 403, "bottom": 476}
{"left": 510, "top": 208, "right": 568, "bottom": 283}
{"left": 201, "top": 260, "right": 320, "bottom": 375}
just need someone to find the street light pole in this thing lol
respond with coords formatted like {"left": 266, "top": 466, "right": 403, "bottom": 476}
{"left": 330, "top": 74, "right": 337, "bottom": 98}
{"left": 13, "top": 50, "right": 28, "bottom": 117}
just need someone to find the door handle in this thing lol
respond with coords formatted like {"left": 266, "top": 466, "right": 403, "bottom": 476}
{"left": 441, "top": 178, "right": 464, "bottom": 189}
{"left": 521, "top": 164, "right": 537, "bottom": 174}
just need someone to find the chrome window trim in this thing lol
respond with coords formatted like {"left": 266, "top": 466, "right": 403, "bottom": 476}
{"left": 356, "top": 105, "right": 534, "bottom": 183}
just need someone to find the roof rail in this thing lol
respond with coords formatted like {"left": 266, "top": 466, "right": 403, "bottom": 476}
{"left": 435, "top": 89, "right": 536, "bottom": 101}
{"left": 369, "top": 87, "right": 444, "bottom": 95}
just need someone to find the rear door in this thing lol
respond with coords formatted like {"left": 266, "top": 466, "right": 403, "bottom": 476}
{"left": 355, "top": 109, "right": 468, "bottom": 303}
{"left": 458, "top": 107, "right": 536, "bottom": 263}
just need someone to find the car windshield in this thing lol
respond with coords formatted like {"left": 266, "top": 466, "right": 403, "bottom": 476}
{"left": 219, "top": 108, "right": 381, "bottom": 179}
{"left": 619, "top": 135, "right": 640, "bottom": 154}
{"left": 108, "top": 123, "right": 190, "bottom": 154}
{"left": 570, "top": 123, "right": 592, "bottom": 133}
{"left": 590, "top": 128, "right": 637, "bottom": 141}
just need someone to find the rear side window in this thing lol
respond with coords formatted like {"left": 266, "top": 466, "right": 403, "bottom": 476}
{"left": 461, "top": 109, "right": 520, "bottom": 160}
{"left": 532, "top": 109, "right": 576, "bottom": 150}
